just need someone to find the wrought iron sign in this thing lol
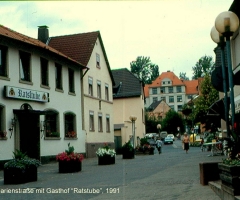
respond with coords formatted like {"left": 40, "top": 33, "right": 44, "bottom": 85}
{"left": 4, "top": 85, "right": 49, "bottom": 103}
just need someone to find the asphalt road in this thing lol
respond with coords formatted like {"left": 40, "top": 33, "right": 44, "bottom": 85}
{"left": 0, "top": 139, "right": 223, "bottom": 200}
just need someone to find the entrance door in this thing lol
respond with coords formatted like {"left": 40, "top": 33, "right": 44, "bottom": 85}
{"left": 18, "top": 113, "right": 40, "bottom": 160}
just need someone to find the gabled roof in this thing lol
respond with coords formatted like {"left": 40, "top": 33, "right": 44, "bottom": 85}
{"left": 0, "top": 25, "right": 85, "bottom": 68}
{"left": 151, "top": 71, "right": 184, "bottom": 87}
{"left": 48, "top": 31, "right": 115, "bottom": 85}
{"left": 112, "top": 68, "right": 142, "bottom": 98}
{"left": 183, "top": 79, "right": 199, "bottom": 95}
{"left": 148, "top": 100, "right": 162, "bottom": 111}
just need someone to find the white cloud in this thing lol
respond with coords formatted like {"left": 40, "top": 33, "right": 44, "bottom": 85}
{"left": 0, "top": 0, "right": 233, "bottom": 79}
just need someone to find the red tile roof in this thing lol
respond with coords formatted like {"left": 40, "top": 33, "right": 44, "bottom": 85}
{"left": 48, "top": 31, "right": 99, "bottom": 66}
{"left": 144, "top": 71, "right": 199, "bottom": 97}
{"left": 0, "top": 25, "right": 85, "bottom": 68}
{"left": 183, "top": 80, "right": 198, "bottom": 95}
{"left": 48, "top": 31, "right": 115, "bottom": 85}
{"left": 151, "top": 71, "right": 184, "bottom": 87}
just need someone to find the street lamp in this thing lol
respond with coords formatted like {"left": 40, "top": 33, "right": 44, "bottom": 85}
{"left": 214, "top": 11, "right": 239, "bottom": 131}
{"left": 157, "top": 124, "right": 161, "bottom": 138}
{"left": 129, "top": 115, "right": 137, "bottom": 151}
{"left": 210, "top": 26, "right": 230, "bottom": 137}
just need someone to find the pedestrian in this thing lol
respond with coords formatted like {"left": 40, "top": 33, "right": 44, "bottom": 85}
{"left": 155, "top": 138, "right": 163, "bottom": 154}
{"left": 182, "top": 132, "right": 190, "bottom": 153}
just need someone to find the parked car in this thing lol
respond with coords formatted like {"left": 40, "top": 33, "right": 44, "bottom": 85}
{"left": 167, "top": 134, "right": 175, "bottom": 141}
{"left": 160, "top": 131, "right": 168, "bottom": 141}
{"left": 164, "top": 136, "right": 173, "bottom": 144}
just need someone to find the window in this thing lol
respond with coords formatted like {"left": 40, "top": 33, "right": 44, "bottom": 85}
{"left": 45, "top": 111, "right": 59, "bottom": 137}
{"left": 88, "top": 77, "right": 93, "bottom": 96}
{"left": 177, "top": 86, "right": 182, "bottom": 93}
{"left": 40, "top": 57, "right": 48, "bottom": 86}
{"left": 105, "top": 84, "right": 109, "bottom": 101}
{"left": 106, "top": 115, "right": 110, "bottom": 132}
{"left": 152, "top": 88, "right": 157, "bottom": 94}
{"left": 162, "top": 81, "right": 165, "bottom": 85}
{"left": 98, "top": 113, "right": 103, "bottom": 132}
{"left": 19, "top": 51, "right": 31, "bottom": 82}
{"left": 153, "top": 97, "right": 158, "bottom": 103}
{"left": 97, "top": 81, "right": 101, "bottom": 98}
{"left": 89, "top": 111, "right": 94, "bottom": 131}
{"left": 168, "top": 86, "right": 173, "bottom": 93}
{"left": 0, "top": 105, "right": 5, "bottom": 135}
{"left": 188, "top": 95, "right": 192, "bottom": 99}
{"left": 161, "top": 97, "right": 166, "bottom": 102}
{"left": 68, "top": 68, "right": 75, "bottom": 93}
{"left": 0, "top": 45, "right": 7, "bottom": 77}
{"left": 169, "top": 96, "right": 174, "bottom": 103}
{"left": 96, "top": 53, "right": 100, "bottom": 68}
{"left": 55, "top": 63, "right": 62, "bottom": 90}
{"left": 177, "top": 96, "right": 182, "bottom": 102}
{"left": 160, "top": 87, "right": 165, "bottom": 94}
{"left": 64, "top": 112, "right": 76, "bottom": 138}
{"left": 168, "top": 81, "right": 170, "bottom": 84}
{"left": 170, "top": 105, "right": 174, "bottom": 110}
{"left": 178, "top": 105, "right": 182, "bottom": 111}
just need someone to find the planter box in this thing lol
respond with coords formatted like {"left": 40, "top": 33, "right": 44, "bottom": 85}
{"left": 98, "top": 155, "right": 115, "bottom": 165}
{"left": 58, "top": 160, "right": 82, "bottom": 173}
{"left": 199, "top": 162, "right": 220, "bottom": 186}
{"left": 218, "top": 163, "right": 240, "bottom": 195}
{"left": 4, "top": 166, "right": 37, "bottom": 184}
{"left": 122, "top": 151, "right": 135, "bottom": 159}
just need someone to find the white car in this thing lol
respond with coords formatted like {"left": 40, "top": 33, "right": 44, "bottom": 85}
{"left": 167, "top": 134, "right": 175, "bottom": 141}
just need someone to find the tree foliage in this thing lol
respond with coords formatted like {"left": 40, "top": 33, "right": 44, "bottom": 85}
{"left": 161, "top": 110, "right": 185, "bottom": 134}
{"left": 130, "top": 56, "right": 159, "bottom": 84}
{"left": 145, "top": 114, "right": 160, "bottom": 133}
{"left": 193, "top": 75, "right": 219, "bottom": 123}
{"left": 179, "top": 72, "right": 189, "bottom": 80}
{"left": 192, "top": 55, "right": 214, "bottom": 80}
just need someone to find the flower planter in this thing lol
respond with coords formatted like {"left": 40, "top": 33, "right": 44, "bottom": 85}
{"left": 4, "top": 166, "right": 37, "bottom": 184}
{"left": 98, "top": 155, "right": 115, "bottom": 165}
{"left": 122, "top": 151, "right": 135, "bottom": 159}
{"left": 218, "top": 163, "right": 240, "bottom": 196}
{"left": 58, "top": 160, "right": 82, "bottom": 173}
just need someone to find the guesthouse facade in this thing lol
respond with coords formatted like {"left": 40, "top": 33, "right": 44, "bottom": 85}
{"left": 0, "top": 25, "right": 86, "bottom": 165}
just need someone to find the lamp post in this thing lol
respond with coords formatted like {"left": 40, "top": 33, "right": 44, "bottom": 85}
{"left": 210, "top": 26, "right": 230, "bottom": 137}
{"left": 157, "top": 124, "right": 161, "bottom": 138}
{"left": 214, "top": 11, "right": 239, "bottom": 132}
{"left": 129, "top": 116, "right": 137, "bottom": 150}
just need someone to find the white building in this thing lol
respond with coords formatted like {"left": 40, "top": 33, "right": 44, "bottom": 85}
{"left": 0, "top": 25, "right": 86, "bottom": 165}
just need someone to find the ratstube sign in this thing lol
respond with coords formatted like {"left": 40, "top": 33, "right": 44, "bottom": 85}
{"left": 5, "top": 85, "right": 49, "bottom": 103}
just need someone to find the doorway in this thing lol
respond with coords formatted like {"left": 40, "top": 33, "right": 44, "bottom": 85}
{"left": 18, "top": 112, "right": 40, "bottom": 160}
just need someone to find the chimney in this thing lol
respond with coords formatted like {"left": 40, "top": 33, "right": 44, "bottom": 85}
{"left": 38, "top": 25, "right": 49, "bottom": 44}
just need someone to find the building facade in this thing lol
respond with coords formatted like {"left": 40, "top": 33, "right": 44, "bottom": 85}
{"left": 0, "top": 25, "right": 86, "bottom": 165}
{"left": 112, "top": 68, "right": 146, "bottom": 151}
{"left": 48, "top": 30, "right": 115, "bottom": 158}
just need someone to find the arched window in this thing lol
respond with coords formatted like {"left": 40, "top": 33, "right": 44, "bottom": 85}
{"left": 45, "top": 110, "right": 59, "bottom": 137}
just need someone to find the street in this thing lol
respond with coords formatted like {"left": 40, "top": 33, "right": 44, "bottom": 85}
{"left": 0, "top": 139, "right": 223, "bottom": 200}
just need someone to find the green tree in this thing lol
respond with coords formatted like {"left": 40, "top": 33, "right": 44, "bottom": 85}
{"left": 130, "top": 56, "right": 159, "bottom": 84}
{"left": 192, "top": 55, "right": 214, "bottom": 80}
{"left": 193, "top": 75, "right": 219, "bottom": 123}
{"left": 161, "top": 110, "right": 185, "bottom": 135}
{"left": 145, "top": 113, "right": 160, "bottom": 133}
{"left": 179, "top": 72, "right": 189, "bottom": 80}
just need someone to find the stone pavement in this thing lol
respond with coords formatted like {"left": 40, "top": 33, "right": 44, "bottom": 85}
{"left": 0, "top": 141, "right": 225, "bottom": 200}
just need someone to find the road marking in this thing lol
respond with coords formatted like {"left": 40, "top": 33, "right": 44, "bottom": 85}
{"left": 173, "top": 144, "right": 178, "bottom": 148}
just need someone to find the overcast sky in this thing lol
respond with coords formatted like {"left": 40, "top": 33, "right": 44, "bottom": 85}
{"left": 0, "top": 0, "right": 233, "bottom": 79}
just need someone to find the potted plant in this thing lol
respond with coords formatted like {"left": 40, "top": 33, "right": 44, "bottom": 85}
{"left": 4, "top": 150, "right": 41, "bottom": 184}
{"left": 217, "top": 136, "right": 240, "bottom": 196}
{"left": 56, "top": 143, "right": 84, "bottom": 173}
{"left": 96, "top": 143, "right": 116, "bottom": 165}
{"left": 122, "top": 140, "right": 135, "bottom": 159}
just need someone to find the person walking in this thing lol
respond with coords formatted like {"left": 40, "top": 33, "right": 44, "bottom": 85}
{"left": 182, "top": 133, "right": 190, "bottom": 153}
{"left": 156, "top": 138, "right": 163, "bottom": 154}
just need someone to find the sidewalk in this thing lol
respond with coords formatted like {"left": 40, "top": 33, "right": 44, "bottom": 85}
{"left": 0, "top": 143, "right": 225, "bottom": 200}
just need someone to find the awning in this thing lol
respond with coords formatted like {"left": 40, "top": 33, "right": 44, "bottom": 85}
{"left": 207, "top": 97, "right": 230, "bottom": 122}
